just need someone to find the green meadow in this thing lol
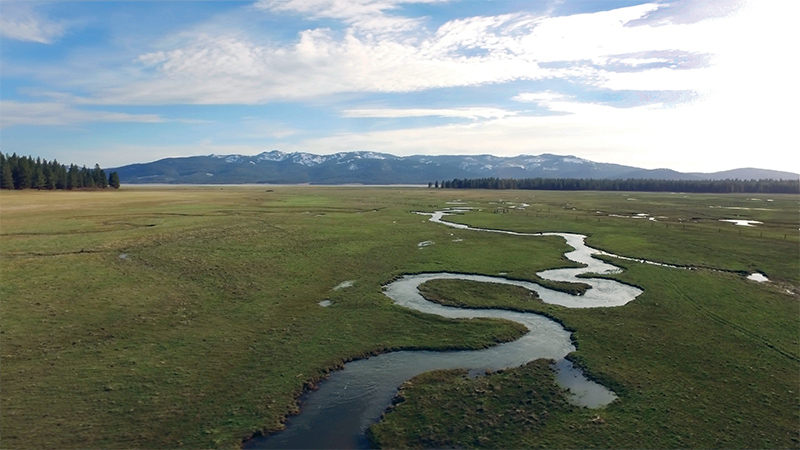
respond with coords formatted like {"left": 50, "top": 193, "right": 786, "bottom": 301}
{"left": 1, "top": 187, "right": 797, "bottom": 449}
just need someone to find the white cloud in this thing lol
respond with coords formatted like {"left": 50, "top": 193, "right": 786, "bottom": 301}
{"left": 275, "top": 93, "right": 796, "bottom": 173}
{"left": 0, "top": 4, "right": 66, "bottom": 44}
{"left": 626, "top": 0, "right": 747, "bottom": 26}
{"left": 258, "top": 0, "right": 406, "bottom": 20}
{"left": 97, "top": 25, "right": 547, "bottom": 104}
{"left": 590, "top": 0, "right": 799, "bottom": 173}
{"left": 512, "top": 92, "right": 565, "bottom": 103}
{"left": 614, "top": 57, "right": 670, "bottom": 67}
{"left": 11, "top": 0, "right": 766, "bottom": 108}
{"left": 600, "top": 66, "right": 716, "bottom": 92}
{"left": 342, "top": 107, "right": 514, "bottom": 119}
{"left": 0, "top": 101, "right": 165, "bottom": 127}
{"left": 514, "top": 3, "right": 664, "bottom": 63}
{"left": 255, "top": 0, "right": 445, "bottom": 33}
{"left": 88, "top": 1, "right": 732, "bottom": 105}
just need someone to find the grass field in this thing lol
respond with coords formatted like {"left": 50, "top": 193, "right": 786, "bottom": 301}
{"left": 1, "top": 186, "right": 798, "bottom": 449}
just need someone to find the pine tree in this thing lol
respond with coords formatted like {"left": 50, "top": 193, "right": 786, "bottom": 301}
{"left": 43, "top": 164, "right": 55, "bottom": 190}
{"left": 80, "top": 167, "right": 92, "bottom": 188}
{"left": 94, "top": 164, "right": 108, "bottom": 188}
{"left": 32, "top": 164, "right": 45, "bottom": 190}
{"left": 55, "top": 164, "right": 67, "bottom": 189}
{"left": 66, "top": 165, "right": 79, "bottom": 190}
{"left": 108, "top": 171, "right": 120, "bottom": 189}
{"left": 12, "top": 157, "right": 32, "bottom": 189}
{"left": 0, "top": 154, "right": 13, "bottom": 189}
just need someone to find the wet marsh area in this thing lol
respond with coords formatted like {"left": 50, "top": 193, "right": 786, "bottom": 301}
{"left": 1, "top": 187, "right": 797, "bottom": 449}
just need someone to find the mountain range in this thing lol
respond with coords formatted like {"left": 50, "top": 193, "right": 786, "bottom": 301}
{"left": 112, "top": 151, "right": 798, "bottom": 185}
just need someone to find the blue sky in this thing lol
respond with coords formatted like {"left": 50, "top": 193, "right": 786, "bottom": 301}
{"left": 1, "top": 0, "right": 796, "bottom": 173}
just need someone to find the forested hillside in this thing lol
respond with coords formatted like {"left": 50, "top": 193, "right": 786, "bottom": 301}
{"left": 112, "top": 151, "right": 799, "bottom": 185}
{"left": 0, "top": 152, "right": 119, "bottom": 190}
{"left": 431, "top": 177, "right": 800, "bottom": 194}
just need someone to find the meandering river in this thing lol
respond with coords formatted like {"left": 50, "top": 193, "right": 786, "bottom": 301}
{"left": 244, "top": 208, "right": 643, "bottom": 449}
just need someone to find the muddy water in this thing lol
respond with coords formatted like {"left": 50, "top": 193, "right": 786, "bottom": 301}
{"left": 245, "top": 209, "right": 642, "bottom": 449}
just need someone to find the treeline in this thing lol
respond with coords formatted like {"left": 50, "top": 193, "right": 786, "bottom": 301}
{"left": 428, "top": 177, "right": 800, "bottom": 194}
{"left": 0, "top": 152, "right": 120, "bottom": 190}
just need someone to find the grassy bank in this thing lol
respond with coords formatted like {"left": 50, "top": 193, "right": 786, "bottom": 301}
{"left": 1, "top": 187, "right": 797, "bottom": 448}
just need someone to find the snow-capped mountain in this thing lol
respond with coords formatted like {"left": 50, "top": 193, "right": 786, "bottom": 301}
{"left": 112, "top": 151, "right": 798, "bottom": 184}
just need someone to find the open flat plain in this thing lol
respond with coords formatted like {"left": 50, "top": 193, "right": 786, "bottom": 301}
{"left": 1, "top": 186, "right": 798, "bottom": 449}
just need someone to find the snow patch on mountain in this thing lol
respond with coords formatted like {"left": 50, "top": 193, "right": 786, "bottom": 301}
{"left": 116, "top": 150, "right": 797, "bottom": 185}
{"left": 459, "top": 158, "right": 494, "bottom": 171}
{"left": 291, "top": 153, "right": 327, "bottom": 166}
{"left": 257, "top": 151, "right": 289, "bottom": 162}
{"left": 359, "top": 151, "right": 388, "bottom": 160}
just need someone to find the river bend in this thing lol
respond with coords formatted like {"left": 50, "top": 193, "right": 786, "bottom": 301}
{"left": 245, "top": 209, "right": 643, "bottom": 449}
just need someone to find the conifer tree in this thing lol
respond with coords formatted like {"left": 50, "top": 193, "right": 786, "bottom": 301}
{"left": 108, "top": 171, "right": 120, "bottom": 189}
{"left": 43, "top": 164, "right": 55, "bottom": 190}
{"left": 32, "top": 164, "right": 45, "bottom": 190}
{"left": 66, "top": 165, "right": 80, "bottom": 189}
{"left": 55, "top": 164, "right": 67, "bottom": 189}
{"left": 12, "top": 157, "right": 32, "bottom": 189}
{"left": 94, "top": 164, "right": 108, "bottom": 188}
{"left": 0, "top": 154, "right": 13, "bottom": 189}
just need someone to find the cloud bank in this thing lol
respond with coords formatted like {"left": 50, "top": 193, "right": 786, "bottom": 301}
{"left": 84, "top": 1, "right": 720, "bottom": 105}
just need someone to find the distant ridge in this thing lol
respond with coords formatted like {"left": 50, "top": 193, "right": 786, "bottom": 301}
{"left": 112, "top": 150, "right": 799, "bottom": 185}
{"left": 690, "top": 168, "right": 799, "bottom": 180}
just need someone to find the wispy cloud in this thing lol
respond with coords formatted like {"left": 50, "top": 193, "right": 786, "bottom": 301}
{"left": 82, "top": 0, "right": 751, "bottom": 110}
{"left": 0, "top": 102, "right": 166, "bottom": 127}
{"left": 512, "top": 92, "right": 565, "bottom": 103}
{"left": 0, "top": 3, "right": 66, "bottom": 44}
{"left": 279, "top": 95, "right": 796, "bottom": 172}
{"left": 96, "top": 26, "right": 544, "bottom": 104}
{"left": 626, "top": 0, "right": 747, "bottom": 27}
{"left": 255, "top": 0, "right": 446, "bottom": 33}
{"left": 86, "top": 3, "right": 692, "bottom": 104}
{"left": 342, "top": 107, "right": 515, "bottom": 119}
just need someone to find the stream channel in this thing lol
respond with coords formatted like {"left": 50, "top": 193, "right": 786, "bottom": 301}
{"left": 244, "top": 208, "right": 643, "bottom": 449}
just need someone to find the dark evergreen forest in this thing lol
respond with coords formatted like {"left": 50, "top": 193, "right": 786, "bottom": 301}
{"left": 0, "top": 152, "right": 120, "bottom": 190}
{"left": 429, "top": 177, "right": 799, "bottom": 194}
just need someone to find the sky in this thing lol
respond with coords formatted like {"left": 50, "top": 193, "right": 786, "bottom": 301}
{"left": 0, "top": 0, "right": 797, "bottom": 173}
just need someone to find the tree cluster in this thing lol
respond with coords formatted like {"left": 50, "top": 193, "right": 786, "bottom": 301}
{"left": 428, "top": 177, "right": 799, "bottom": 194}
{"left": 0, "top": 152, "right": 120, "bottom": 190}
